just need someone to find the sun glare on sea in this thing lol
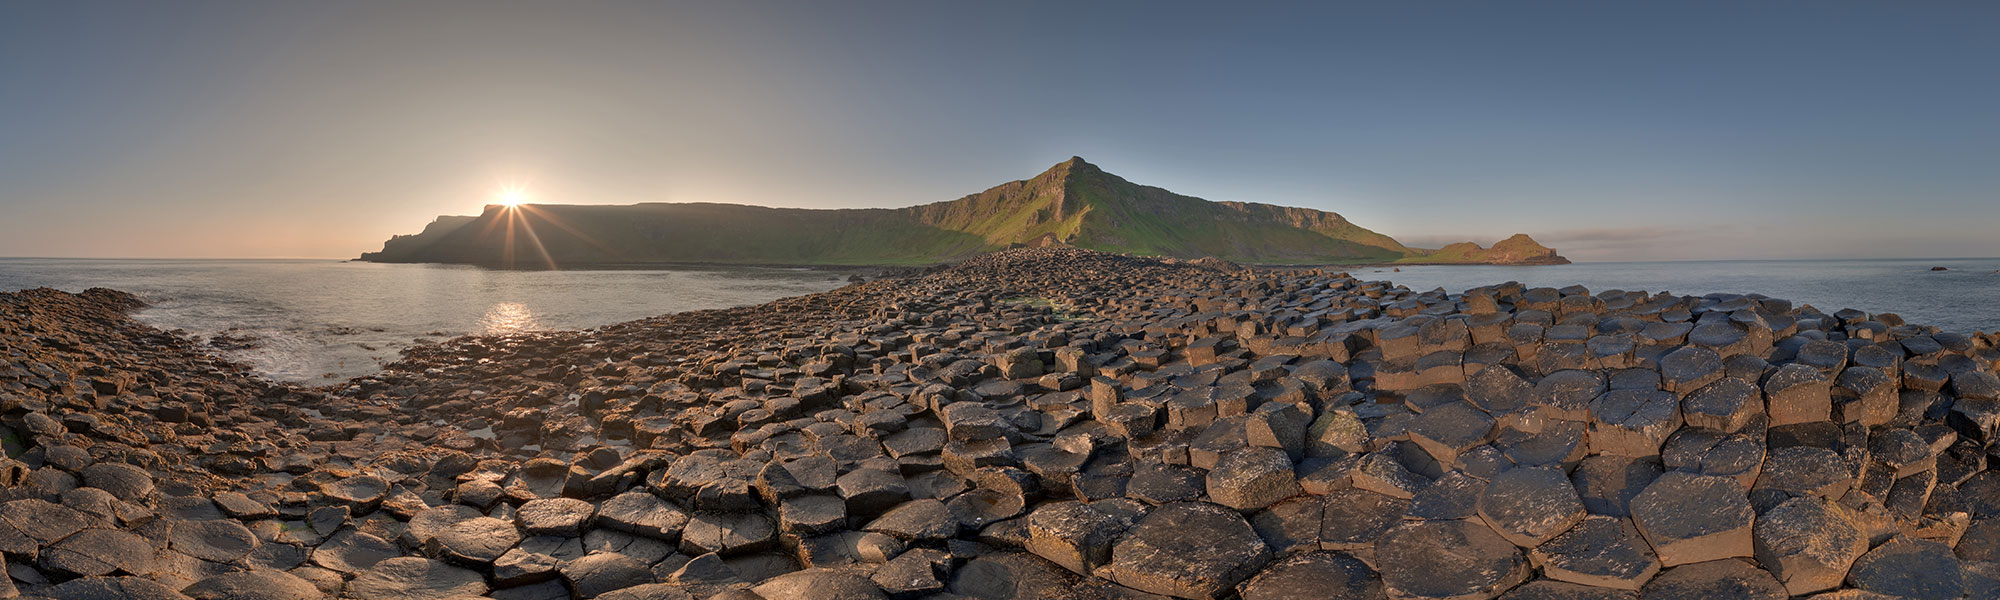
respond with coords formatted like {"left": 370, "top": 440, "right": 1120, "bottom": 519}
{"left": 496, "top": 185, "right": 527, "bottom": 207}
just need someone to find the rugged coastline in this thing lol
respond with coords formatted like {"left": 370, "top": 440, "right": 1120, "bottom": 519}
{"left": 3, "top": 247, "right": 1998, "bottom": 599}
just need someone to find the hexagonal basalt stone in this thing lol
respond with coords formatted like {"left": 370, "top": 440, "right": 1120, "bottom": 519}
{"left": 1749, "top": 446, "right": 1853, "bottom": 510}
{"left": 1528, "top": 515, "right": 1660, "bottom": 591}
{"left": 561, "top": 552, "right": 656, "bottom": 598}
{"left": 1466, "top": 365, "right": 1533, "bottom": 415}
{"left": 1659, "top": 427, "right": 1764, "bottom": 488}
{"left": 596, "top": 490, "right": 691, "bottom": 542}
{"left": 1237, "top": 551, "right": 1383, "bottom": 600}
{"left": 681, "top": 511, "right": 777, "bottom": 556}
{"left": 1375, "top": 519, "right": 1530, "bottom": 600}
{"left": 1497, "top": 420, "right": 1587, "bottom": 469}
{"left": 322, "top": 474, "right": 390, "bottom": 508}
{"left": 516, "top": 498, "right": 594, "bottom": 536}
{"left": 1570, "top": 454, "right": 1662, "bottom": 518}
{"left": 79, "top": 463, "right": 155, "bottom": 499}
{"left": 1106, "top": 502, "right": 1271, "bottom": 599}
{"left": 864, "top": 498, "right": 956, "bottom": 542}
{"left": 38, "top": 528, "right": 156, "bottom": 578}
{"left": 1408, "top": 471, "right": 1487, "bottom": 521}
{"left": 1477, "top": 466, "right": 1586, "bottom": 548}
{"left": 836, "top": 468, "right": 911, "bottom": 518}
{"left": 1630, "top": 472, "right": 1753, "bottom": 567}
{"left": 1533, "top": 370, "right": 1606, "bottom": 422}
{"left": 1317, "top": 486, "right": 1409, "bottom": 551}
{"left": 427, "top": 516, "right": 519, "bottom": 566}
{"left": 311, "top": 529, "right": 399, "bottom": 574}
{"left": 1764, "top": 363, "right": 1831, "bottom": 425}
{"left": 1023, "top": 499, "right": 1147, "bottom": 575}
{"left": 1408, "top": 401, "right": 1496, "bottom": 467}
{"left": 1350, "top": 451, "right": 1431, "bottom": 500}
{"left": 1498, "top": 580, "right": 1639, "bottom": 599}
{"left": 1659, "top": 346, "right": 1724, "bottom": 395}
{"left": 1639, "top": 559, "right": 1785, "bottom": 599}
{"left": 169, "top": 519, "right": 260, "bottom": 563}
{"left": 1752, "top": 495, "right": 1866, "bottom": 596}
{"left": 344, "top": 557, "right": 488, "bottom": 600}
{"left": 1681, "top": 378, "right": 1761, "bottom": 432}
{"left": 1588, "top": 389, "right": 1681, "bottom": 458}
{"left": 1845, "top": 536, "right": 1965, "bottom": 599}
{"left": 1206, "top": 447, "right": 1303, "bottom": 511}
{"left": 777, "top": 494, "right": 846, "bottom": 535}
{"left": 0, "top": 498, "right": 94, "bottom": 555}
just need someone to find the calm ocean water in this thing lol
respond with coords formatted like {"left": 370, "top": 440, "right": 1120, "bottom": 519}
{"left": 1362, "top": 257, "right": 2000, "bottom": 335}
{"left": 0, "top": 259, "right": 849, "bottom": 384}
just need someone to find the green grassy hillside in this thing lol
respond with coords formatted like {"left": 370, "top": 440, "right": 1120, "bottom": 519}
{"left": 359, "top": 157, "right": 1565, "bottom": 267}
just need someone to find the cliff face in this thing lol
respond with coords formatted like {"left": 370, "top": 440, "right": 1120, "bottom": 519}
{"left": 359, "top": 157, "right": 1566, "bottom": 267}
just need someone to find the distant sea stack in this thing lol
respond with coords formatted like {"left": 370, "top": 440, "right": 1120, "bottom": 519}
{"left": 359, "top": 157, "right": 1569, "bottom": 267}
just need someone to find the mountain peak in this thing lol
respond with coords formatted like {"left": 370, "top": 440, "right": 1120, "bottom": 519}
{"left": 1041, "top": 156, "right": 1101, "bottom": 182}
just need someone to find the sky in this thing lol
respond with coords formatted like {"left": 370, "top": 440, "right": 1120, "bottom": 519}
{"left": 1, "top": 2, "right": 1995, "bottom": 261}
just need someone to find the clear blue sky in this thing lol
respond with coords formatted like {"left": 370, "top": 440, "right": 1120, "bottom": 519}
{"left": 2, "top": 1, "right": 1994, "bottom": 260}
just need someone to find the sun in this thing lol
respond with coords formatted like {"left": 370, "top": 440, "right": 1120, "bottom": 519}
{"left": 496, "top": 185, "right": 528, "bottom": 207}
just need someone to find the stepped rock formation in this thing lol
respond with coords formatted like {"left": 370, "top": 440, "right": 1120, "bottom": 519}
{"left": 7, "top": 247, "right": 2000, "bottom": 599}
{"left": 360, "top": 157, "right": 1567, "bottom": 267}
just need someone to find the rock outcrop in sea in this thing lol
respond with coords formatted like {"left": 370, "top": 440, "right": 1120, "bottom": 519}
{"left": 4, "top": 247, "right": 1998, "bottom": 599}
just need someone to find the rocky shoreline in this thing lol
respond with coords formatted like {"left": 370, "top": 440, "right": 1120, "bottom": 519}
{"left": 4, "top": 247, "right": 1999, "bottom": 599}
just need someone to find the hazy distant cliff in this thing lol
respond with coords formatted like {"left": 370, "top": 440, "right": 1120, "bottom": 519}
{"left": 359, "top": 158, "right": 1567, "bottom": 267}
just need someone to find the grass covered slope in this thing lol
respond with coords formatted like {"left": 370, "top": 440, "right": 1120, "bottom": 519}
{"left": 359, "top": 157, "right": 1566, "bottom": 267}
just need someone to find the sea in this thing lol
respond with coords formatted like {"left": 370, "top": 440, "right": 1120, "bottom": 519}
{"left": 3, "top": 257, "right": 1998, "bottom": 386}
{"left": 1352, "top": 257, "right": 2000, "bottom": 335}
{"left": 0, "top": 258, "right": 850, "bottom": 385}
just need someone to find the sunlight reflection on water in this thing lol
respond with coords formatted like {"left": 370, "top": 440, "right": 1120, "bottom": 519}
{"left": 479, "top": 302, "right": 542, "bottom": 335}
